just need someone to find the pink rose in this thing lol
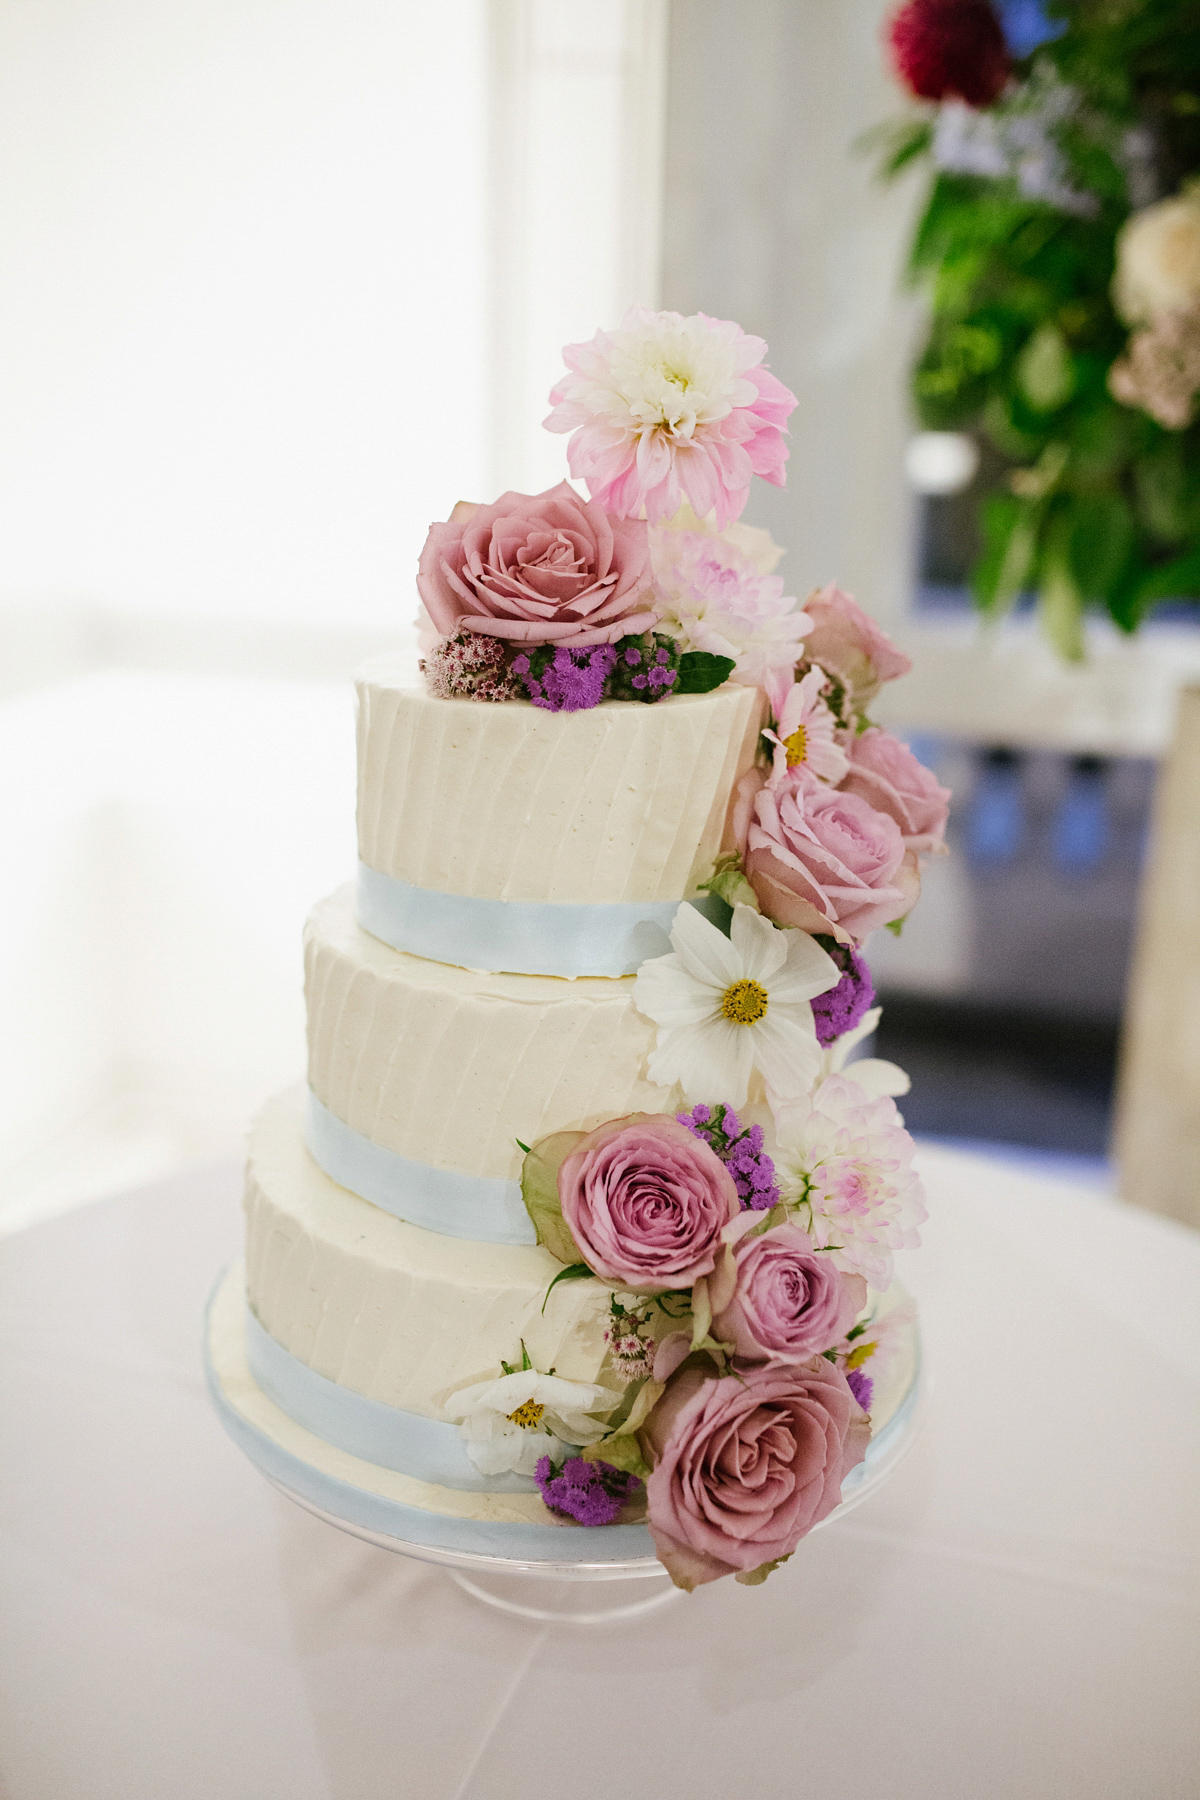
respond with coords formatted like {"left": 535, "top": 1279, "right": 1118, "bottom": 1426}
{"left": 710, "top": 1223, "right": 866, "bottom": 1362}
{"left": 417, "top": 481, "right": 657, "bottom": 647}
{"left": 640, "top": 1356, "right": 870, "bottom": 1588}
{"left": 558, "top": 1115, "right": 739, "bottom": 1294}
{"left": 734, "top": 762, "right": 917, "bottom": 944}
{"left": 840, "top": 727, "right": 951, "bottom": 855}
{"left": 800, "top": 584, "right": 912, "bottom": 709}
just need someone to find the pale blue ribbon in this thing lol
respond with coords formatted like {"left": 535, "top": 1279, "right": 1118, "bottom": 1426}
{"left": 356, "top": 861, "right": 729, "bottom": 978}
{"left": 243, "top": 1302, "right": 539, "bottom": 1494}
{"left": 304, "top": 1089, "right": 536, "bottom": 1247}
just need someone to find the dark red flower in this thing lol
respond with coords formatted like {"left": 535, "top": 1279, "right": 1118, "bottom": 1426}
{"left": 888, "top": 0, "right": 1011, "bottom": 108}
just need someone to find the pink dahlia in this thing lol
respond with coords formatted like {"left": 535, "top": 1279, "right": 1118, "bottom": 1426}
{"left": 774, "top": 1073, "right": 927, "bottom": 1289}
{"left": 650, "top": 517, "right": 810, "bottom": 691}
{"left": 544, "top": 308, "right": 798, "bottom": 529}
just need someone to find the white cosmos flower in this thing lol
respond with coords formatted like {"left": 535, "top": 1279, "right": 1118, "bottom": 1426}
{"left": 445, "top": 1370, "right": 621, "bottom": 1478}
{"left": 633, "top": 903, "right": 840, "bottom": 1109}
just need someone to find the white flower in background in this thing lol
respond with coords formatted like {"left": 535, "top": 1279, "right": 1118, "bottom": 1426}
{"left": 649, "top": 509, "right": 810, "bottom": 692}
{"left": 1113, "top": 186, "right": 1200, "bottom": 325}
{"left": 818, "top": 1005, "right": 910, "bottom": 1103}
{"left": 446, "top": 1370, "right": 621, "bottom": 1478}
{"left": 772, "top": 1072, "right": 926, "bottom": 1289}
{"left": 764, "top": 665, "right": 849, "bottom": 786}
{"left": 933, "top": 81, "right": 1097, "bottom": 219}
{"left": 633, "top": 903, "right": 839, "bottom": 1110}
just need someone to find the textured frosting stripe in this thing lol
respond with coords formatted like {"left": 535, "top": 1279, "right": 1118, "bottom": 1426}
{"left": 354, "top": 669, "right": 764, "bottom": 904}
{"left": 245, "top": 1087, "right": 613, "bottom": 1417}
{"left": 305, "top": 885, "right": 675, "bottom": 1182}
{"left": 356, "top": 861, "right": 729, "bottom": 977}
{"left": 244, "top": 1300, "right": 537, "bottom": 1493}
{"left": 304, "top": 1087, "right": 535, "bottom": 1245}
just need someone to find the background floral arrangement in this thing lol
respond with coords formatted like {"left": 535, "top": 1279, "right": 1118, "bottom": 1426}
{"left": 878, "top": 0, "right": 1200, "bottom": 658}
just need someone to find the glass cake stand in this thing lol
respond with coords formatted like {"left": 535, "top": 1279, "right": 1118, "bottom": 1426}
{"left": 205, "top": 1274, "right": 924, "bottom": 1625}
{"left": 242, "top": 1370, "right": 924, "bottom": 1624}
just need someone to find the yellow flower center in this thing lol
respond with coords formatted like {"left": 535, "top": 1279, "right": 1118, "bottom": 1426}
{"left": 721, "top": 978, "right": 769, "bottom": 1025}
{"left": 507, "top": 1399, "right": 546, "bottom": 1430}
{"left": 784, "top": 724, "right": 808, "bottom": 766}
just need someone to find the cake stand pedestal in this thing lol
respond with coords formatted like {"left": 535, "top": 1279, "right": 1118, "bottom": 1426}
{"left": 258, "top": 1481, "right": 681, "bottom": 1621}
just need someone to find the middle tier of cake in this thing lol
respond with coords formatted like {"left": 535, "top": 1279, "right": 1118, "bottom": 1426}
{"left": 304, "top": 885, "right": 675, "bottom": 1193}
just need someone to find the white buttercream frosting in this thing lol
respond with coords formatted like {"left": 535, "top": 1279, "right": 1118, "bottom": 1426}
{"left": 305, "top": 885, "right": 676, "bottom": 1183}
{"left": 244, "top": 1087, "right": 614, "bottom": 1420}
{"left": 355, "top": 667, "right": 764, "bottom": 903}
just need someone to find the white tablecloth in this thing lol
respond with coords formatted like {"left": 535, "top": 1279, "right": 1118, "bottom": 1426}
{"left": 1, "top": 1145, "right": 1198, "bottom": 1800}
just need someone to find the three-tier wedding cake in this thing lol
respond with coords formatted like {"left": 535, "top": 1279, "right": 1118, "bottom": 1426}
{"left": 207, "top": 309, "right": 947, "bottom": 1590}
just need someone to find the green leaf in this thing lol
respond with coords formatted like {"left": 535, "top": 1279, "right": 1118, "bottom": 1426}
{"left": 735, "top": 1553, "right": 792, "bottom": 1588}
{"left": 519, "top": 1131, "right": 587, "bottom": 1266}
{"left": 1133, "top": 548, "right": 1200, "bottom": 610}
{"left": 582, "top": 1432, "right": 652, "bottom": 1480}
{"left": 699, "top": 854, "right": 759, "bottom": 914}
{"left": 540, "top": 1263, "right": 592, "bottom": 1314}
{"left": 885, "top": 916, "right": 905, "bottom": 938}
{"left": 1068, "top": 492, "right": 1135, "bottom": 600}
{"left": 1016, "top": 324, "right": 1075, "bottom": 412}
{"left": 689, "top": 1277, "right": 713, "bottom": 1351}
{"left": 1039, "top": 515, "right": 1086, "bottom": 662}
{"left": 676, "top": 652, "right": 736, "bottom": 694}
{"left": 971, "top": 493, "right": 1038, "bottom": 615}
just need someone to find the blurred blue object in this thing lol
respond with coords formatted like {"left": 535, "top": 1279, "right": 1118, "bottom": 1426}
{"left": 995, "top": 0, "right": 1066, "bottom": 57}
{"left": 966, "top": 751, "right": 1024, "bottom": 864}
{"left": 1052, "top": 759, "right": 1109, "bottom": 873}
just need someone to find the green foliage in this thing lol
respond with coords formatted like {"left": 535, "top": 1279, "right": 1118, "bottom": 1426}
{"left": 880, "top": 3, "right": 1200, "bottom": 654}
{"left": 520, "top": 1131, "right": 586, "bottom": 1267}
{"left": 675, "top": 651, "right": 737, "bottom": 694}
{"left": 698, "top": 852, "right": 759, "bottom": 914}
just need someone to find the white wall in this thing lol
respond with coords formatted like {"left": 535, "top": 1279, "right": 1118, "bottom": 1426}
{"left": 0, "top": 0, "right": 488, "bottom": 628}
{"left": 0, "top": 0, "right": 672, "bottom": 1227}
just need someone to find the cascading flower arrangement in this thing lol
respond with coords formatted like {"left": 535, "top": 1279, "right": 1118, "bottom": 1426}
{"left": 876, "top": 0, "right": 1200, "bottom": 658}
{"left": 422, "top": 309, "right": 948, "bottom": 1588}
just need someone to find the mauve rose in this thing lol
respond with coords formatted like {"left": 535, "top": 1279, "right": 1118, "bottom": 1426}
{"left": 558, "top": 1115, "right": 739, "bottom": 1294}
{"left": 710, "top": 1223, "right": 866, "bottom": 1362}
{"left": 640, "top": 1355, "right": 870, "bottom": 1588}
{"left": 734, "top": 761, "right": 918, "bottom": 944}
{"left": 800, "top": 584, "right": 912, "bottom": 709}
{"left": 417, "top": 481, "right": 657, "bottom": 648}
{"left": 841, "top": 727, "right": 951, "bottom": 855}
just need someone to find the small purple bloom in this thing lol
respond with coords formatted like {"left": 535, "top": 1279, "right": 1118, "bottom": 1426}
{"left": 845, "top": 1367, "right": 874, "bottom": 1413}
{"left": 678, "top": 1101, "right": 779, "bottom": 1211}
{"left": 535, "top": 1455, "right": 643, "bottom": 1526}
{"left": 519, "top": 644, "right": 616, "bottom": 713}
{"left": 810, "top": 943, "right": 875, "bottom": 1048}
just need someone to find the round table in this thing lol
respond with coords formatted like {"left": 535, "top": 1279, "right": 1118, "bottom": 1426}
{"left": 1, "top": 1144, "right": 1197, "bottom": 1799}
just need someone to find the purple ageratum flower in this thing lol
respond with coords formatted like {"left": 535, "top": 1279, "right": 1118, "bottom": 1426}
{"left": 678, "top": 1101, "right": 780, "bottom": 1212}
{"left": 518, "top": 644, "right": 617, "bottom": 713}
{"left": 810, "top": 943, "right": 875, "bottom": 1049}
{"left": 845, "top": 1367, "right": 874, "bottom": 1413}
{"left": 535, "top": 1455, "right": 643, "bottom": 1526}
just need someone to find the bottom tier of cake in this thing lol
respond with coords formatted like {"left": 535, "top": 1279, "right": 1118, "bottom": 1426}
{"left": 205, "top": 1260, "right": 922, "bottom": 1566}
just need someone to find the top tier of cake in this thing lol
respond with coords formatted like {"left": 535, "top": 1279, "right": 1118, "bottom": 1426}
{"left": 355, "top": 657, "right": 764, "bottom": 906}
